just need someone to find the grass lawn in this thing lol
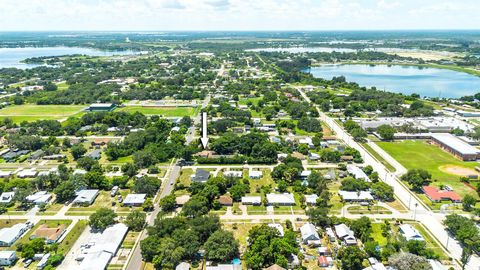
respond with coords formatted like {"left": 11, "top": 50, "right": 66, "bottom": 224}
{"left": 376, "top": 140, "right": 479, "bottom": 198}
{"left": 58, "top": 220, "right": 88, "bottom": 254}
{"left": 361, "top": 143, "right": 396, "bottom": 172}
{"left": 56, "top": 81, "right": 69, "bottom": 90}
{"left": 0, "top": 219, "right": 26, "bottom": 228}
{"left": 0, "top": 104, "right": 86, "bottom": 123}
{"left": 249, "top": 169, "right": 275, "bottom": 194}
{"left": 371, "top": 223, "right": 388, "bottom": 246}
{"left": 347, "top": 205, "right": 392, "bottom": 215}
{"left": 67, "top": 191, "right": 116, "bottom": 215}
{"left": 238, "top": 97, "right": 262, "bottom": 106}
{"left": 119, "top": 106, "right": 198, "bottom": 117}
{"left": 222, "top": 222, "right": 258, "bottom": 250}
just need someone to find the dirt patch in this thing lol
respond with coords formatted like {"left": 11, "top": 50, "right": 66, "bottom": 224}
{"left": 439, "top": 165, "right": 479, "bottom": 177}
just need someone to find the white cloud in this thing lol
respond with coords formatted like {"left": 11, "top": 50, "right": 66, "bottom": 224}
{"left": 0, "top": 0, "right": 478, "bottom": 30}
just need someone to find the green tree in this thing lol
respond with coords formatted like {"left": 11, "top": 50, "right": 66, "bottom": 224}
{"left": 53, "top": 181, "right": 76, "bottom": 203}
{"left": 71, "top": 144, "right": 87, "bottom": 160}
{"left": 337, "top": 246, "right": 366, "bottom": 270}
{"left": 462, "top": 194, "right": 476, "bottom": 212}
{"left": 377, "top": 124, "right": 396, "bottom": 141}
{"left": 205, "top": 230, "right": 239, "bottom": 262}
{"left": 89, "top": 208, "right": 117, "bottom": 231}
{"left": 125, "top": 210, "right": 146, "bottom": 231}
{"left": 159, "top": 194, "right": 176, "bottom": 212}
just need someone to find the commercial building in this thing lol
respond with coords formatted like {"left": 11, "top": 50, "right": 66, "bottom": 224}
{"left": 0, "top": 250, "right": 16, "bottom": 266}
{"left": 87, "top": 103, "right": 116, "bottom": 112}
{"left": 0, "top": 223, "right": 30, "bottom": 246}
{"left": 422, "top": 186, "right": 461, "bottom": 203}
{"left": 430, "top": 133, "right": 480, "bottom": 161}
{"left": 266, "top": 193, "right": 295, "bottom": 206}
{"left": 77, "top": 223, "right": 128, "bottom": 270}
{"left": 73, "top": 189, "right": 100, "bottom": 205}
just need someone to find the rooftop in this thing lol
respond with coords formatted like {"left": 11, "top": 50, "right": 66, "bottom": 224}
{"left": 431, "top": 133, "right": 480, "bottom": 156}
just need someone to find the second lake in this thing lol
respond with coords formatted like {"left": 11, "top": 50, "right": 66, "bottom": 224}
{"left": 306, "top": 64, "right": 480, "bottom": 98}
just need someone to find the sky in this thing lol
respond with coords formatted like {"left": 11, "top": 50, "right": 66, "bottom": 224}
{"left": 0, "top": 0, "right": 479, "bottom": 31}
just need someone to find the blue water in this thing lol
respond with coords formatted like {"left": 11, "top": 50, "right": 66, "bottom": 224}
{"left": 307, "top": 64, "right": 480, "bottom": 98}
{"left": 0, "top": 46, "right": 141, "bottom": 69}
{"left": 247, "top": 47, "right": 356, "bottom": 53}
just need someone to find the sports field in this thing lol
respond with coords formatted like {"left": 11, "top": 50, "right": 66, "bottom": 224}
{"left": 376, "top": 140, "right": 479, "bottom": 198}
{"left": 0, "top": 104, "right": 86, "bottom": 123}
{"left": 118, "top": 106, "right": 198, "bottom": 117}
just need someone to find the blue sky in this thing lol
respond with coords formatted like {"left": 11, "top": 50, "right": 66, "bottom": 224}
{"left": 0, "top": 0, "right": 479, "bottom": 31}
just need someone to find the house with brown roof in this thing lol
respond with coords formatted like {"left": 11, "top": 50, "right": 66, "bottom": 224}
{"left": 218, "top": 195, "right": 233, "bottom": 206}
{"left": 30, "top": 224, "right": 66, "bottom": 244}
{"left": 263, "top": 265, "right": 286, "bottom": 270}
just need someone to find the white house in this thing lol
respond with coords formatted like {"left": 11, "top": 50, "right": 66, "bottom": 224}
{"left": 399, "top": 224, "right": 424, "bottom": 241}
{"left": 300, "top": 170, "right": 312, "bottom": 179}
{"left": 123, "top": 194, "right": 146, "bottom": 206}
{"left": 338, "top": 190, "right": 374, "bottom": 202}
{"left": 0, "top": 171, "right": 13, "bottom": 178}
{"left": 0, "top": 192, "right": 15, "bottom": 204}
{"left": 334, "top": 224, "right": 357, "bottom": 245}
{"left": 73, "top": 189, "right": 99, "bottom": 205}
{"left": 16, "top": 168, "right": 37, "bottom": 178}
{"left": 249, "top": 170, "right": 263, "bottom": 179}
{"left": 223, "top": 170, "right": 243, "bottom": 178}
{"left": 26, "top": 191, "right": 52, "bottom": 205}
{"left": 346, "top": 165, "right": 370, "bottom": 182}
{"left": 304, "top": 194, "right": 318, "bottom": 205}
{"left": 266, "top": 193, "right": 295, "bottom": 206}
{"left": 300, "top": 223, "right": 320, "bottom": 243}
{"left": 241, "top": 196, "right": 261, "bottom": 205}
{"left": 0, "top": 251, "right": 16, "bottom": 266}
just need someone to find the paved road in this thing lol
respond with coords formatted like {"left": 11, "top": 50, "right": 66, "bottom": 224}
{"left": 297, "top": 88, "right": 479, "bottom": 269}
{"left": 125, "top": 95, "right": 209, "bottom": 270}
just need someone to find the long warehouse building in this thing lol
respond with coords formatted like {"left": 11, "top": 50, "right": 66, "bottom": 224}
{"left": 430, "top": 133, "right": 480, "bottom": 161}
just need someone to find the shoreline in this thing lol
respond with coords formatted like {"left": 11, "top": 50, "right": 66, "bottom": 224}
{"left": 310, "top": 61, "right": 480, "bottom": 77}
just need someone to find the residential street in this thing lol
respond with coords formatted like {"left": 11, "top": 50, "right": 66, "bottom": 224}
{"left": 298, "top": 87, "right": 480, "bottom": 269}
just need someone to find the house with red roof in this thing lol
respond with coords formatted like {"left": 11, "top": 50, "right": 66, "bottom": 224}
{"left": 422, "top": 186, "right": 461, "bottom": 203}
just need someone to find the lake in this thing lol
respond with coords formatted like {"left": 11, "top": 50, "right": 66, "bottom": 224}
{"left": 0, "top": 46, "right": 141, "bottom": 69}
{"left": 247, "top": 47, "right": 356, "bottom": 53}
{"left": 306, "top": 64, "right": 480, "bottom": 98}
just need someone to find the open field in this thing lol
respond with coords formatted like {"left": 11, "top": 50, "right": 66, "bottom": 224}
{"left": 118, "top": 106, "right": 198, "bottom": 117}
{"left": 376, "top": 140, "right": 479, "bottom": 198}
{"left": 0, "top": 104, "right": 86, "bottom": 123}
